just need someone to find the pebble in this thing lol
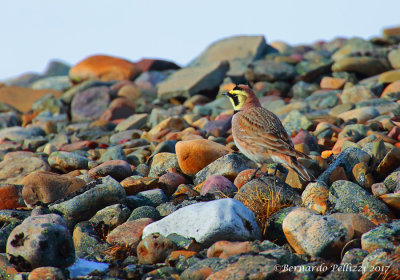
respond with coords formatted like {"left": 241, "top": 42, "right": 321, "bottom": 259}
{"left": 49, "top": 176, "right": 126, "bottom": 228}
{"left": 176, "top": 139, "right": 232, "bottom": 176}
{"left": 88, "top": 159, "right": 132, "bottom": 181}
{"left": 137, "top": 233, "right": 176, "bottom": 264}
{"left": 200, "top": 175, "right": 237, "bottom": 197}
{"left": 21, "top": 171, "right": 85, "bottom": 208}
{"left": 142, "top": 198, "right": 261, "bottom": 246}
{"left": 1, "top": 31, "right": 400, "bottom": 277}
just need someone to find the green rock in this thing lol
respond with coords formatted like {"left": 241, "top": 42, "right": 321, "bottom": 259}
{"left": 304, "top": 90, "right": 340, "bottom": 110}
{"left": 361, "top": 220, "right": 400, "bottom": 252}
{"left": 283, "top": 110, "right": 313, "bottom": 133}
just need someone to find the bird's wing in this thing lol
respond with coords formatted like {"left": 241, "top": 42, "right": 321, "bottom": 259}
{"left": 236, "top": 107, "right": 308, "bottom": 158}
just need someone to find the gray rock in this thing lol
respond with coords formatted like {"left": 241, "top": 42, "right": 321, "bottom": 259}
{"left": 282, "top": 110, "right": 313, "bottom": 133}
{"left": 148, "top": 152, "right": 179, "bottom": 177}
{"left": 318, "top": 147, "right": 370, "bottom": 185}
{"left": 49, "top": 176, "right": 126, "bottom": 228}
{"left": 290, "top": 81, "right": 319, "bottom": 99}
{"left": 194, "top": 153, "right": 257, "bottom": 185}
{"left": 361, "top": 220, "right": 400, "bottom": 253}
{"left": 304, "top": 90, "right": 340, "bottom": 110}
{"left": 245, "top": 60, "right": 296, "bottom": 82}
{"left": 0, "top": 156, "right": 50, "bottom": 184}
{"left": 0, "top": 220, "right": 20, "bottom": 253}
{"left": 32, "top": 94, "right": 67, "bottom": 115}
{"left": 99, "top": 145, "right": 127, "bottom": 162}
{"left": 143, "top": 198, "right": 262, "bottom": 246}
{"left": 190, "top": 35, "right": 269, "bottom": 66}
{"left": 136, "top": 189, "right": 168, "bottom": 207}
{"left": 109, "top": 130, "right": 143, "bottom": 145}
{"left": 157, "top": 61, "right": 229, "bottom": 101}
{"left": 43, "top": 60, "right": 71, "bottom": 77}
{"left": 48, "top": 151, "right": 89, "bottom": 172}
{"left": 128, "top": 205, "right": 160, "bottom": 221}
{"left": 329, "top": 180, "right": 389, "bottom": 216}
{"left": 89, "top": 204, "right": 131, "bottom": 228}
{"left": 6, "top": 214, "right": 75, "bottom": 271}
{"left": 264, "top": 207, "right": 296, "bottom": 245}
{"left": 32, "top": 76, "right": 72, "bottom": 91}
{"left": 0, "top": 126, "right": 45, "bottom": 143}
{"left": 88, "top": 160, "right": 132, "bottom": 181}
{"left": 0, "top": 112, "right": 20, "bottom": 128}
{"left": 61, "top": 80, "right": 114, "bottom": 104}
{"left": 3, "top": 73, "right": 43, "bottom": 87}
{"left": 282, "top": 207, "right": 349, "bottom": 259}
{"left": 71, "top": 86, "right": 111, "bottom": 121}
{"left": 115, "top": 113, "right": 148, "bottom": 132}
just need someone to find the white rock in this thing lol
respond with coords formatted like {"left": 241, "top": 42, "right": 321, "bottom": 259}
{"left": 142, "top": 198, "right": 261, "bottom": 246}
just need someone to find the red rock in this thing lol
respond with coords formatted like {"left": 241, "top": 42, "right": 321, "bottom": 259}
{"left": 21, "top": 171, "right": 86, "bottom": 207}
{"left": 233, "top": 169, "right": 263, "bottom": 189}
{"left": 135, "top": 58, "right": 180, "bottom": 72}
{"left": 0, "top": 184, "right": 25, "bottom": 210}
{"left": 107, "top": 218, "right": 153, "bottom": 249}
{"left": 159, "top": 172, "right": 187, "bottom": 196}
{"left": 0, "top": 254, "right": 18, "bottom": 279}
{"left": 201, "top": 175, "right": 237, "bottom": 197}
{"left": 0, "top": 86, "right": 62, "bottom": 113}
{"left": 388, "top": 126, "right": 400, "bottom": 140}
{"left": 88, "top": 160, "right": 132, "bottom": 181}
{"left": 176, "top": 139, "right": 232, "bottom": 176}
{"left": 69, "top": 55, "right": 142, "bottom": 82}
{"left": 207, "top": 241, "right": 252, "bottom": 258}
{"left": 330, "top": 213, "right": 376, "bottom": 239}
{"left": 137, "top": 233, "right": 176, "bottom": 264}
{"left": 59, "top": 141, "right": 98, "bottom": 152}
{"left": 100, "top": 97, "right": 135, "bottom": 121}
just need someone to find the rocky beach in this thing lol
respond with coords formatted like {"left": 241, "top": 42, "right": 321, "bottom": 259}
{"left": 0, "top": 26, "right": 400, "bottom": 279}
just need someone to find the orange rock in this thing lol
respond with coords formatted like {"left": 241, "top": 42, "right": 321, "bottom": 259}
{"left": 0, "top": 184, "right": 25, "bottom": 210}
{"left": 28, "top": 267, "right": 67, "bottom": 280}
{"left": 320, "top": 77, "right": 346, "bottom": 90}
{"left": 107, "top": 218, "right": 153, "bottom": 248}
{"left": 166, "top": 250, "right": 197, "bottom": 265}
{"left": 120, "top": 177, "right": 161, "bottom": 195}
{"left": 0, "top": 86, "right": 61, "bottom": 113}
{"left": 137, "top": 233, "right": 176, "bottom": 264}
{"left": 207, "top": 241, "right": 252, "bottom": 258}
{"left": 176, "top": 139, "right": 232, "bottom": 176}
{"left": 332, "top": 137, "right": 354, "bottom": 154}
{"left": 233, "top": 169, "right": 262, "bottom": 189}
{"left": 321, "top": 150, "right": 334, "bottom": 159}
{"left": 69, "top": 55, "right": 141, "bottom": 82}
{"left": 381, "top": 80, "right": 400, "bottom": 97}
{"left": 329, "top": 166, "right": 347, "bottom": 184}
{"left": 383, "top": 25, "right": 400, "bottom": 37}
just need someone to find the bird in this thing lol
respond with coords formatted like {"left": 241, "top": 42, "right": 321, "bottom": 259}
{"left": 223, "top": 84, "right": 314, "bottom": 182}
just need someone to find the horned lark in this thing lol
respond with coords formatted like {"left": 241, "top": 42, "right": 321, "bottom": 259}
{"left": 223, "top": 84, "right": 314, "bottom": 181}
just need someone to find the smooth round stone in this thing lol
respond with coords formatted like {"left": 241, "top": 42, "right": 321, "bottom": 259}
{"left": 71, "top": 86, "right": 110, "bottom": 121}
{"left": 0, "top": 184, "right": 25, "bottom": 210}
{"left": 337, "top": 107, "right": 379, "bottom": 123}
{"left": 89, "top": 159, "right": 132, "bottom": 181}
{"left": 136, "top": 189, "right": 168, "bottom": 207}
{"left": 6, "top": 214, "right": 75, "bottom": 271}
{"left": 388, "top": 49, "right": 400, "bottom": 69}
{"left": 128, "top": 206, "right": 161, "bottom": 221}
{"left": 89, "top": 204, "right": 131, "bottom": 228}
{"left": 28, "top": 267, "right": 67, "bottom": 280}
{"left": 99, "top": 146, "right": 127, "bottom": 162}
{"left": 158, "top": 172, "right": 186, "bottom": 196}
{"left": 200, "top": 175, "right": 237, "bottom": 197}
{"left": 32, "top": 76, "right": 72, "bottom": 91}
{"left": 100, "top": 97, "right": 135, "bottom": 121}
{"left": 137, "top": 233, "right": 176, "bottom": 264}
{"left": 106, "top": 218, "right": 153, "bottom": 248}
{"left": 48, "top": 151, "right": 89, "bottom": 173}
{"left": 329, "top": 213, "right": 376, "bottom": 239}
{"left": 21, "top": 171, "right": 86, "bottom": 208}
{"left": 148, "top": 153, "right": 179, "bottom": 178}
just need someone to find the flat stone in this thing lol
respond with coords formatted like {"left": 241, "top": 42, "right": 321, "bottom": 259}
{"left": 337, "top": 107, "right": 379, "bottom": 123}
{"left": 32, "top": 76, "right": 72, "bottom": 91}
{"left": 107, "top": 218, "right": 153, "bottom": 247}
{"left": 0, "top": 155, "right": 50, "bottom": 184}
{"left": 245, "top": 60, "right": 296, "bottom": 82}
{"left": 48, "top": 151, "right": 89, "bottom": 173}
{"left": 115, "top": 113, "right": 148, "bottom": 132}
{"left": 332, "top": 57, "right": 390, "bottom": 76}
{"left": 142, "top": 198, "right": 262, "bottom": 247}
{"left": 157, "top": 61, "right": 229, "bottom": 101}
{"left": 88, "top": 160, "right": 132, "bottom": 181}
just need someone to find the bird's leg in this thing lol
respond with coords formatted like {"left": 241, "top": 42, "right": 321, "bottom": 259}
{"left": 249, "top": 167, "right": 261, "bottom": 181}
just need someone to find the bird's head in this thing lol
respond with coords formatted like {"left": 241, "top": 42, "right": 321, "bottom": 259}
{"left": 223, "top": 84, "right": 260, "bottom": 111}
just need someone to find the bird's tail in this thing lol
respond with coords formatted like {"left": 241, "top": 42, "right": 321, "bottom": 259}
{"left": 290, "top": 157, "right": 315, "bottom": 182}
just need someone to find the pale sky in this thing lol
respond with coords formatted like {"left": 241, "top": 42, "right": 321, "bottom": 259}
{"left": 1, "top": 0, "right": 399, "bottom": 80}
